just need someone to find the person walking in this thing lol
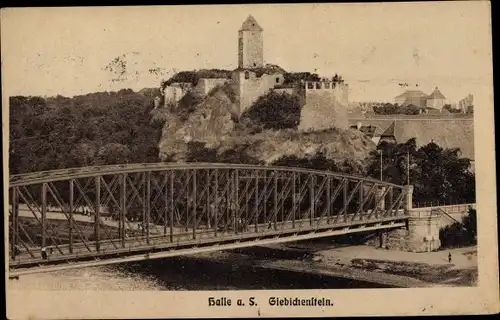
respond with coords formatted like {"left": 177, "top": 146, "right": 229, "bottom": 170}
{"left": 41, "top": 247, "right": 47, "bottom": 260}
{"left": 448, "top": 252, "right": 452, "bottom": 263}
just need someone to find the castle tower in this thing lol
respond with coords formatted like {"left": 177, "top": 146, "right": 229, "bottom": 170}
{"left": 238, "top": 15, "right": 264, "bottom": 68}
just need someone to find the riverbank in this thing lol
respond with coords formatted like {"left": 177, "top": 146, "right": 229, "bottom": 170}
{"left": 8, "top": 242, "right": 477, "bottom": 290}
{"left": 194, "top": 242, "right": 478, "bottom": 288}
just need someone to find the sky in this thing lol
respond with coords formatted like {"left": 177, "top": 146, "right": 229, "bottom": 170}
{"left": 1, "top": 2, "right": 493, "bottom": 103}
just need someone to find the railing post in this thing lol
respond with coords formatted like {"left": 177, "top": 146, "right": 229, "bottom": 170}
{"left": 164, "top": 172, "right": 168, "bottom": 236}
{"left": 292, "top": 172, "right": 296, "bottom": 229}
{"left": 121, "top": 174, "right": 126, "bottom": 248}
{"left": 326, "top": 176, "right": 331, "bottom": 223}
{"left": 95, "top": 176, "right": 101, "bottom": 252}
{"left": 343, "top": 179, "right": 348, "bottom": 222}
{"left": 143, "top": 173, "right": 147, "bottom": 235}
{"left": 41, "top": 183, "right": 47, "bottom": 249}
{"left": 377, "top": 186, "right": 386, "bottom": 218}
{"left": 235, "top": 169, "right": 239, "bottom": 234}
{"left": 170, "top": 171, "right": 174, "bottom": 242}
{"left": 11, "top": 187, "right": 19, "bottom": 259}
{"left": 387, "top": 187, "right": 393, "bottom": 217}
{"left": 359, "top": 182, "right": 364, "bottom": 219}
{"left": 206, "top": 170, "right": 211, "bottom": 229}
{"left": 214, "top": 169, "right": 219, "bottom": 236}
{"left": 192, "top": 170, "right": 197, "bottom": 240}
{"left": 263, "top": 171, "right": 267, "bottom": 229}
{"left": 254, "top": 171, "right": 258, "bottom": 233}
{"left": 69, "top": 180, "right": 74, "bottom": 254}
{"left": 310, "top": 175, "right": 315, "bottom": 226}
{"left": 145, "top": 171, "right": 151, "bottom": 245}
{"left": 405, "top": 185, "right": 414, "bottom": 214}
{"left": 226, "top": 171, "right": 231, "bottom": 233}
{"left": 274, "top": 171, "right": 278, "bottom": 231}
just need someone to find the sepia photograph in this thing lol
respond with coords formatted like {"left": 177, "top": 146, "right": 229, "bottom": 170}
{"left": 2, "top": 2, "right": 498, "bottom": 318}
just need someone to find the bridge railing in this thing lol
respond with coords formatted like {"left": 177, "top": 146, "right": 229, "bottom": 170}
{"left": 412, "top": 200, "right": 476, "bottom": 209}
{"left": 8, "top": 163, "right": 410, "bottom": 266}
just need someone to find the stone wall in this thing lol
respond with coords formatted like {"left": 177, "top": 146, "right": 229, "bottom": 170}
{"left": 163, "top": 83, "right": 193, "bottom": 107}
{"left": 429, "top": 204, "right": 476, "bottom": 229}
{"left": 273, "top": 88, "right": 295, "bottom": 95}
{"left": 233, "top": 70, "right": 285, "bottom": 116}
{"left": 347, "top": 117, "right": 474, "bottom": 159}
{"left": 238, "top": 30, "right": 264, "bottom": 68}
{"left": 298, "top": 82, "right": 349, "bottom": 131}
{"left": 426, "top": 98, "right": 446, "bottom": 110}
{"left": 406, "top": 209, "right": 442, "bottom": 252}
{"left": 365, "top": 227, "right": 411, "bottom": 251}
{"left": 194, "top": 78, "right": 230, "bottom": 95}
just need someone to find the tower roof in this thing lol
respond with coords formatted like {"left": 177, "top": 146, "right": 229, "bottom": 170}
{"left": 240, "top": 15, "right": 263, "bottom": 31}
{"left": 381, "top": 121, "right": 396, "bottom": 137}
{"left": 427, "top": 87, "right": 446, "bottom": 100}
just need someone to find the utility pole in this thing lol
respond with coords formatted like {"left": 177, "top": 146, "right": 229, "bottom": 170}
{"left": 406, "top": 148, "right": 410, "bottom": 185}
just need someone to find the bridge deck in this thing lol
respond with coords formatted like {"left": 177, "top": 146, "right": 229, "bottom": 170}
{"left": 10, "top": 213, "right": 408, "bottom": 275}
{"left": 8, "top": 163, "right": 411, "bottom": 275}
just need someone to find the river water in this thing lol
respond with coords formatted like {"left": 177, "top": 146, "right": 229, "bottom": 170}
{"left": 9, "top": 249, "right": 391, "bottom": 291}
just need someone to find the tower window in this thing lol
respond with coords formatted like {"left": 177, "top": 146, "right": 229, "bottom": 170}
{"left": 276, "top": 77, "right": 280, "bottom": 83}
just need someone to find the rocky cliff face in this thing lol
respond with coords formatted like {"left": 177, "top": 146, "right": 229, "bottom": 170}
{"left": 156, "top": 86, "right": 375, "bottom": 168}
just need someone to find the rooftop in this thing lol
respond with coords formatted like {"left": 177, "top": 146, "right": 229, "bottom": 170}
{"left": 240, "top": 15, "right": 263, "bottom": 31}
{"left": 427, "top": 87, "right": 446, "bottom": 100}
{"left": 395, "top": 90, "right": 428, "bottom": 99}
{"left": 380, "top": 121, "right": 396, "bottom": 137}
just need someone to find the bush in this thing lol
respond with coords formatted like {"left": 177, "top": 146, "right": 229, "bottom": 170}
{"left": 177, "top": 91, "right": 204, "bottom": 121}
{"left": 162, "top": 69, "right": 232, "bottom": 89}
{"left": 241, "top": 92, "right": 302, "bottom": 130}
{"left": 439, "top": 207, "right": 477, "bottom": 248}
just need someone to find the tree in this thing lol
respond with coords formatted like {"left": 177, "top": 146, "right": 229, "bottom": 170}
{"left": 96, "top": 143, "right": 132, "bottom": 165}
{"left": 241, "top": 92, "right": 302, "bottom": 130}
{"left": 271, "top": 152, "right": 364, "bottom": 175}
{"left": 366, "top": 139, "right": 475, "bottom": 205}
{"left": 9, "top": 89, "right": 160, "bottom": 174}
{"left": 439, "top": 207, "right": 476, "bottom": 248}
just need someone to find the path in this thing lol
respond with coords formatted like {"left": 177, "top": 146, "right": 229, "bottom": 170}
{"left": 312, "top": 245, "right": 477, "bottom": 269}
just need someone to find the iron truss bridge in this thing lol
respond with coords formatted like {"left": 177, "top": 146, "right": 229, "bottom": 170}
{"left": 8, "top": 163, "right": 410, "bottom": 276}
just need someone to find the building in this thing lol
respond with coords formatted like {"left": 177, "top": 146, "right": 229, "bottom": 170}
{"left": 426, "top": 87, "right": 446, "bottom": 110}
{"left": 161, "top": 15, "right": 349, "bottom": 123}
{"left": 238, "top": 15, "right": 264, "bottom": 69}
{"left": 394, "top": 90, "right": 429, "bottom": 108}
{"left": 378, "top": 121, "right": 397, "bottom": 144}
{"left": 163, "top": 82, "right": 193, "bottom": 106}
{"left": 394, "top": 87, "right": 448, "bottom": 111}
{"left": 458, "top": 94, "right": 474, "bottom": 113}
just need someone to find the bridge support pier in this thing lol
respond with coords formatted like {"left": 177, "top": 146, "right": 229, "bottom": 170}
{"left": 366, "top": 185, "right": 442, "bottom": 252}
{"left": 405, "top": 208, "right": 441, "bottom": 252}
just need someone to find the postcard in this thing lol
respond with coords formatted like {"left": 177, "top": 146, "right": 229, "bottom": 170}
{"left": 2, "top": 2, "right": 498, "bottom": 318}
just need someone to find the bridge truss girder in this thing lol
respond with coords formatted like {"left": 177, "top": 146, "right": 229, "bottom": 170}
{"left": 8, "top": 163, "right": 409, "bottom": 272}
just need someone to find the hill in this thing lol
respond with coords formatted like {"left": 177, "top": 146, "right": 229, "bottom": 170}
{"left": 9, "top": 90, "right": 161, "bottom": 174}
{"left": 156, "top": 85, "right": 375, "bottom": 173}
